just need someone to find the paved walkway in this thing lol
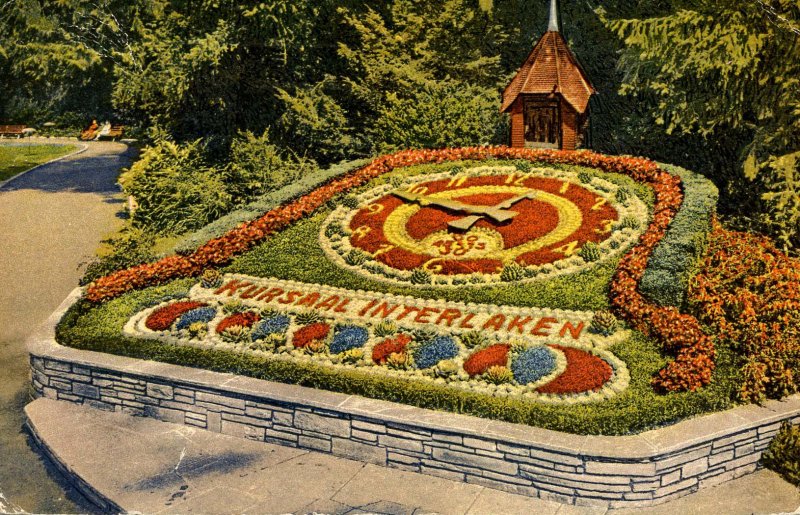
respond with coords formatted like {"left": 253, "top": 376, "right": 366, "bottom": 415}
{"left": 0, "top": 138, "right": 136, "bottom": 513}
{"left": 26, "top": 399, "right": 800, "bottom": 515}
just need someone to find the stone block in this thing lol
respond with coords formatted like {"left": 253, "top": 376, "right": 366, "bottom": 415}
{"left": 734, "top": 443, "right": 755, "bottom": 458}
{"left": 584, "top": 460, "right": 656, "bottom": 477}
{"left": 378, "top": 434, "right": 424, "bottom": 453}
{"left": 44, "top": 359, "right": 71, "bottom": 372}
{"left": 654, "top": 477, "right": 697, "bottom": 498}
{"left": 244, "top": 406, "right": 272, "bottom": 420}
{"left": 475, "top": 449, "right": 505, "bottom": 459}
{"left": 92, "top": 379, "right": 114, "bottom": 388}
{"left": 465, "top": 475, "right": 541, "bottom": 499}
{"left": 480, "top": 470, "right": 532, "bottom": 486}
{"left": 174, "top": 387, "right": 195, "bottom": 398}
{"left": 388, "top": 452, "right": 422, "bottom": 466}
{"left": 463, "top": 436, "right": 497, "bottom": 452}
{"left": 72, "top": 383, "right": 100, "bottom": 400}
{"left": 352, "top": 429, "right": 377, "bottom": 442}
{"left": 527, "top": 448, "right": 583, "bottom": 467}
{"left": 712, "top": 429, "right": 757, "bottom": 449}
{"left": 708, "top": 450, "right": 734, "bottom": 467}
{"left": 432, "top": 433, "right": 462, "bottom": 445}
{"left": 86, "top": 400, "right": 115, "bottom": 412}
{"left": 681, "top": 457, "right": 709, "bottom": 478}
{"left": 146, "top": 383, "right": 174, "bottom": 400}
{"left": 352, "top": 419, "right": 386, "bottom": 434}
{"left": 497, "top": 442, "right": 529, "bottom": 456}
{"left": 195, "top": 391, "right": 246, "bottom": 410}
{"left": 206, "top": 411, "right": 222, "bottom": 432}
{"left": 73, "top": 365, "right": 91, "bottom": 376}
{"left": 31, "top": 357, "right": 45, "bottom": 372}
{"left": 50, "top": 379, "right": 72, "bottom": 392}
{"left": 42, "top": 387, "right": 57, "bottom": 399}
{"left": 724, "top": 453, "right": 760, "bottom": 470}
{"left": 518, "top": 464, "right": 632, "bottom": 486}
{"left": 186, "top": 418, "right": 206, "bottom": 428}
{"left": 118, "top": 406, "right": 144, "bottom": 417}
{"left": 272, "top": 411, "right": 293, "bottom": 426}
{"left": 265, "top": 428, "right": 299, "bottom": 443}
{"left": 660, "top": 469, "right": 681, "bottom": 486}
{"left": 431, "top": 447, "right": 518, "bottom": 476}
{"left": 386, "top": 422, "right": 430, "bottom": 437}
{"left": 631, "top": 479, "right": 660, "bottom": 492}
{"left": 185, "top": 411, "right": 205, "bottom": 421}
{"left": 332, "top": 438, "right": 387, "bottom": 465}
{"left": 294, "top": 411, "right": 350, "bottom": 438}
{"left": 655, "top": 445, "right": 711, "bottom": 471}
{"left": 221, "top": 412, "right": 271, "bottom": 428}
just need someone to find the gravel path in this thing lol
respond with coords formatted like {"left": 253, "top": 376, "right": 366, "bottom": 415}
{"left": 0, "top": 138, "right": 137, "bottom": 513}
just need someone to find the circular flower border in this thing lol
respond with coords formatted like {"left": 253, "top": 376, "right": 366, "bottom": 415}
{"left": 319, "top": 165, "right": 648, "bottom": 288}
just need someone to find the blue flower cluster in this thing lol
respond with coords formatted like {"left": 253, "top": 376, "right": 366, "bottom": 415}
{"left": 511, "top": 346, "right": 556, "bottom": 385}
{"left": 175, "top": 307, "right": 217, "bottom": 331}
{"left": 329, "top": 325, "right": 369, "bottom": 354}
{"left": 413, "top": 335, "right": 459, "bottom": 369}
{"left": 251, "top": 314, "right": 291, "bottom": 341}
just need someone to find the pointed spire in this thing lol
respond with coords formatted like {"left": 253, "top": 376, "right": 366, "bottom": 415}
{"left": 548, "top": 0, "right": 559, "bottom": 32}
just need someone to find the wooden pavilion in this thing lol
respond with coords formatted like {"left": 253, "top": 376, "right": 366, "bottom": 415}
{"left": 501, "top": 0, "right": 596, "bottom": 150}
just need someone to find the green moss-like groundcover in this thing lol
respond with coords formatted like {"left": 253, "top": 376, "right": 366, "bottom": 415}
{"left": 58, "top": 160, "right": 742, "bottom": 435}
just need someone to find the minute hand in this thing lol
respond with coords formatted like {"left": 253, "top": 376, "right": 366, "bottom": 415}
{"left": 393, "top": 190, "right": 517, "bottom": 223}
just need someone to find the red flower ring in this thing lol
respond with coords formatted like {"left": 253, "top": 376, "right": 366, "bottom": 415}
{"left": 216, "top": 311, "right": 261, "bottom": 334}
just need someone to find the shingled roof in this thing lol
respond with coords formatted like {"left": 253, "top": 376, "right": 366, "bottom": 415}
{"left": 501, "top": 30, "right": 596, "bottom": 114}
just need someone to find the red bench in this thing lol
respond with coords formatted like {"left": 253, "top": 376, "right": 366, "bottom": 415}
{"left": 0, "top": 125, "right": 26, "bottom": 138}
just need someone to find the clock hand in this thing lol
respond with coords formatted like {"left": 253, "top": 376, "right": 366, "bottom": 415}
{"left": 449, "top": 191, "right": 539, "bottom": 231}
{"left": 393, "top": 190, "right": 518, "bottom": 223}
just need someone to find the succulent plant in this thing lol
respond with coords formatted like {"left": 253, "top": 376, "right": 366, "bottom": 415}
{"left": 483, "top": 365, "right": 514, "bottom": 385}
{"left": 344, "top": 249, "right": 369, "bottom": 266}
{"left": 390, "top": 176, "right": 405, "bottom": 187}
{"left": 514, "top": 161, "right": 532, "bottom": 173}
{"left": 410, "top": 268, "right": 431, "bottom": 285}
{"left": 500, "top": 263, "right": 524, "bottom": 282}
{"left": 373, "top": 320, "right": 398, "bottom": 337}
{"left": 200, "top": 269, "right": 223, "bottom": 289}
{"left": 220, "top": 324, "right": 250, "bottom": 343}
{"left": 187, "top": 322, "right": 208, "bottom": 339}
{"left": 325, "top": 222, "right": 345, "bottom": 238}
{"left": 579, "top": 242, "right": 601, "bottom": 262}
{"left": 459, "top": 331, "right": 489, "bottom": 349}
{"left": 433, "top": 359, "right": 459, "bottom": 378}
{"left": 386, "top": 351, "right": 412, "bottom": 370}
{"left": 615, "top": 188, "right": 630, "bottom": 204}
{"left": 618, "top": 216, "right": 641, "bottom": 230}
{"left": 222, "top": 299, "right": 246, "bottom": 315}
{"left": 341, "top": 195, "right": 360, "bottom": 209}
{"left": 577, "top": 171, "right": 592, "bottom": 184}
{"left": 339, "top": 348, "right": 365, "bottom": 365}
{"left": 590, "top": 310, "right": 619, "bottom": 336}
{"left": 295, "top": 310, "right": 321, "bottom": 325}
{"left": 249, "top": 333, "right": 284, "bottom": 352}
{"left": 449, "top": 165, "right": 465, "bottom": 176}
{"left": 303, "top": 339, "right": 327, "bottom": 354}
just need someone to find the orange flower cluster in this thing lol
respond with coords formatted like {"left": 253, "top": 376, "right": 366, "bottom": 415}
{"left": 292, "top": 323, "right": 331, "bottom": 349}
{"left": 216, "top": 311, "right": 260, "bottom": 334}
{"left": 463, "top": 344, "right": 510, "bottom": 377}
{"left": 85, "top": 146, "right": 715, "bottom": 392}
{"left": 372, "top": 333, "right": 412, "bottom": 365}
{"left": 688, "top": 222, "right": 800, "bottom": 402}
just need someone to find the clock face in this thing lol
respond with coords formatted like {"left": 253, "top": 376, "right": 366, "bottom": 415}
{"left": 321, "top": 166, "right": 647, "bottom": 286}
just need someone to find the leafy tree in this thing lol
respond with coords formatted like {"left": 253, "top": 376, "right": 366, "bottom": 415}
{"left": 606, "top": 0, "right": 800, "bottom": 252}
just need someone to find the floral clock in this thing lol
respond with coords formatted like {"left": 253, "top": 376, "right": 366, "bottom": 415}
{"left": 321, "top": 166, "right": 648, "bottom": 286}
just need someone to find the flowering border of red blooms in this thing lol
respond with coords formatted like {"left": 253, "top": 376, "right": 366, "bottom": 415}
{"left": 86, "top": 146, "right": 713, "bottom": 392}
{"left": 688, "top": 221, "right": 799, "bottom": 402}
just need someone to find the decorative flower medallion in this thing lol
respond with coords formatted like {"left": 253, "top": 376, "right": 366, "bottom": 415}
{"left": 320, "top": 166, "right": 648, "bottom": 287}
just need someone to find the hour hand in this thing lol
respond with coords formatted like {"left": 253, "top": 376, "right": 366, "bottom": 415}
{"left": 392, "top": 190, "right": 517, "bottom": 223}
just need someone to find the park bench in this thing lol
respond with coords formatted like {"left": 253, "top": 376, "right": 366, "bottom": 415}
{"left": 0, "top": 125, "right": 27, "bottom": 138}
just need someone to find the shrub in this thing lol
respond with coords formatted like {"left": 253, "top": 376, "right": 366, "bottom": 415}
{"left": 329, "top": 325, "right": 369, "bottom": 354}
{"left": 762, "top": 422, "right": 800, "bottom": 486}
{"left": 119, "top": 135, "right": 233, "bottom": 235}
{"left": 511, "top": 346, "right": 557, "bottom": 385}
{"left": 413, "top": 335, "right": 459, "bottom": 369}
{"left": 225, "top": 130, "right": 316, "bottom": 202}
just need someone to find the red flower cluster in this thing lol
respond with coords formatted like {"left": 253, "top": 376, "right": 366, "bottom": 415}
{"left": 463, "top": 344, "right": 510, "bottom": 377}
{"left": 216, "top": 311, "right": 260, "bottom": 334}
{"left": 86, "top": 146, "right": 716, "bottom": 393}
{"left": 688, "top": 222, "right": 800, "bottom": 402}
{"left": 372, "top": 333, "right": 412, "bottom": 364}
{"left": 145, "top": 301, "right": 206, "bottom": 331}
{"left": 292, "top": 323, "right": 331, "bottom": 349}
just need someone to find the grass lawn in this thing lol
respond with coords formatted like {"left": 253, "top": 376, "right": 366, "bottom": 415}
{"left": 0, "top": 143, "right": 79, "bottom": 182}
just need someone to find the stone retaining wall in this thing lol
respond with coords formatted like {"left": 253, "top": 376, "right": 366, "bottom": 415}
{"left": 28, "top": 290, "right": 800, "bottom": 509}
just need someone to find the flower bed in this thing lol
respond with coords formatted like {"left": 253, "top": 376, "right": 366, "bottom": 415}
{"left": 84, "top": 147, "right": 714, "bottom": 393}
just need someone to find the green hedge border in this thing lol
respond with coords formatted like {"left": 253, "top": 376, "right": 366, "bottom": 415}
{"left": 639, "top": 163, "right": 719, "bottom": 308}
